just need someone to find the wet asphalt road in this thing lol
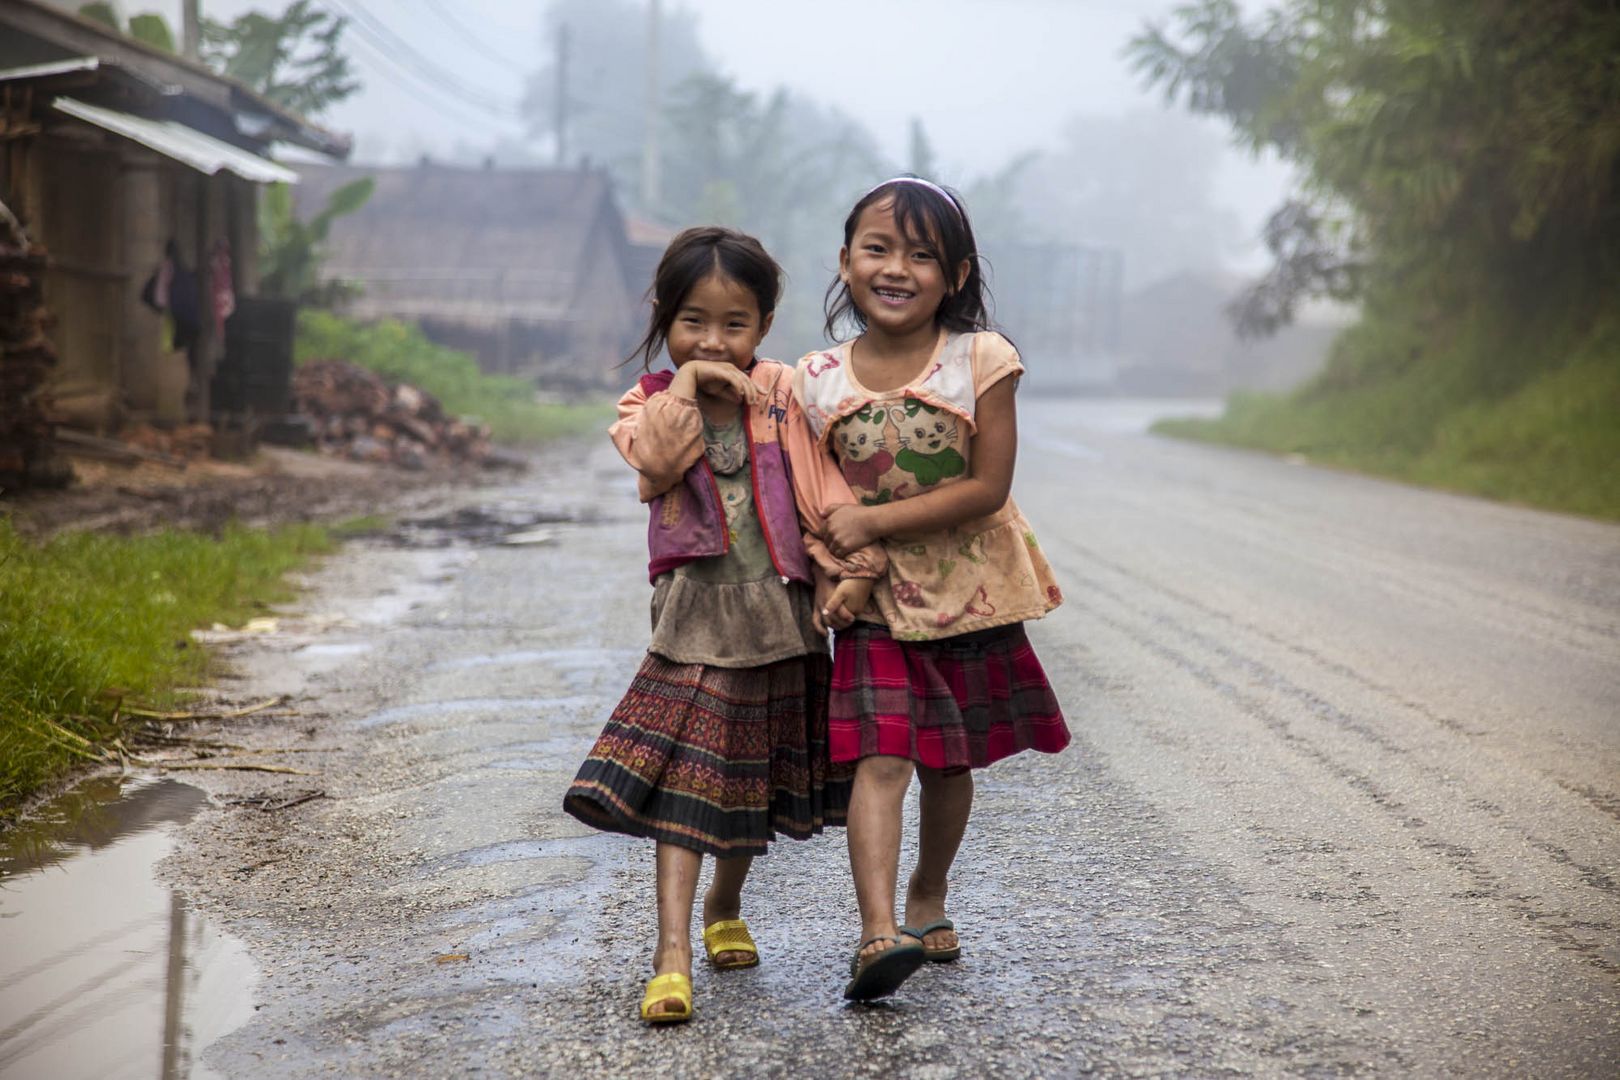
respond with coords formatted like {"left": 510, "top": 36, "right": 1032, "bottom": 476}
{"left": 168, "top": 398, "right": 1620, "bottom": 1078}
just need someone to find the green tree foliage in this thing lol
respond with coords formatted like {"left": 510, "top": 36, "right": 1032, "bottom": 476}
{"left": 200, "top": 0, "right": 359, "bottom": 117}
{"left": 77, "top": 3, "right": 119, "bottom": 30}
{"left": 127, "top": 13, "right": 174, "bottom": 53}
{"left": 77, "top": 4, "right": 176, "bottom": 53}
{"left": 1129, "top": 0, "right": 1620, "bottom": 331}
{"left": 258, "top": 177, "right": 374, "bottom": 306}
{"left": 1135, "top": 0, "right": 1620, "bottom": 518}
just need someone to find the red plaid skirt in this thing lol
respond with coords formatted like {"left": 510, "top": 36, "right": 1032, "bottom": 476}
{"left": 829, "top": 621, "right": 1070, "bottom": 770}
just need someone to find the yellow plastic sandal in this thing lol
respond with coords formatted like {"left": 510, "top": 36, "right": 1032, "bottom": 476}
{"left": 702, "top": 918, "right": 760, "bottom": 969}
{"left": 640, "top": 972, "right": 693, "bottom": 1024}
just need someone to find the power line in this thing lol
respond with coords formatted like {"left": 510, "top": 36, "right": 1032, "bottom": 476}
{"left": 421, "top": 0, "right": 532, "bottom": 77}
{"left": 325, "top": 0, "right": 515, "bottom": 115}
{"left": 333, "top": 23, "right": 516, "bottom": 135}
{"left": 318, "top": 0, "right": 520, "bottom": 117}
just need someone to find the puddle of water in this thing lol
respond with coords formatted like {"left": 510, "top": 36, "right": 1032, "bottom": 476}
{"left": 485, "top": 733, "right": 592, "bottom": 771}
{"left": 295, "top": 641, "right": 372, "bottom": 659}
{"left": 425, "top": 648, "right": 637, "bottom": 675}
{"left": 355, "top": 697, "right": 553, "bottom": 730}
{"left": 0, "top": 777, "right": 256, "bottom": 1080}
{"left": 385, "top": 505, "right": 583, "bottom": 549}
{"left": 424, "top": 650, "right": 554, "bottom": 673}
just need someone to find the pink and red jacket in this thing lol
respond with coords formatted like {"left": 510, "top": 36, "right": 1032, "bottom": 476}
{"left": 610, "top": 359, "right": 885, "bottom": 585}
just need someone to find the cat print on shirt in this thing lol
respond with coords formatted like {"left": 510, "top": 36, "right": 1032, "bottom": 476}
{"left": 893, "top": 399, "right": 965, "bottom": 487}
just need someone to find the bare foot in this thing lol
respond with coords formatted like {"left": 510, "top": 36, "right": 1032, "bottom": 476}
{"left": 904, "top": 873, "right": 959, "bottom": 954}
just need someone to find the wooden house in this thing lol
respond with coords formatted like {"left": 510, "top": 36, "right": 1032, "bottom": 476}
{"left": 295, "top": 161, "right": 645, "bottom": 395}
{"left": 0, "top": 0, "right": 349, "bottom": 435}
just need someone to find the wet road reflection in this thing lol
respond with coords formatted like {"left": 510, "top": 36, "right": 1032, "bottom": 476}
{"left": 0, "top": 778, "right": 255, "bottom": 1080}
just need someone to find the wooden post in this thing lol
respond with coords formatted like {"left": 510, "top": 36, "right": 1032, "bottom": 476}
{"left": 182, "top": 0, "right": 200, "bottom": 60}
{"left": 640, "top": 0, "right": 661, "bottom": 212}
{"left": 554, "top": 24, "right": 570, "bottom": 166}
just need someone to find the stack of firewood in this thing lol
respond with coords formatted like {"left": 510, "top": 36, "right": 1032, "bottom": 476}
{"left": 292, "top": 359, "right": 497, "bottom": 469}
{"left": 0, "top": 203, "right": 66, "bottom": 491}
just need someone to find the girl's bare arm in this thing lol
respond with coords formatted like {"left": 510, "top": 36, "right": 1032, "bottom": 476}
{"left": 823, "top": 377, "right": 1018, "bottom": 556}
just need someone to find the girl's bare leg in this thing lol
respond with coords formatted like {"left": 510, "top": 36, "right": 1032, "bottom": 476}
{"left": 846, "top": 754, "right": 916, "bottom": 961}
{"left": 651, "top": 842, "right": 701, "bottom": 1017}
{"left": 906, "top": 765, "right": 973, "bottom": 953}
{"left": 702, "top": 854, "right": 755, "bottom": 966}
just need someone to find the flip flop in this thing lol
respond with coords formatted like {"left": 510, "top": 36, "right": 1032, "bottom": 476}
{"left": 639, "top": 972, "right": 693, "bottom": 1024}
{"left": 702, "top": 918, "right": 760, "bottom": 970}
{"left": 902, "top": 919, "right": 961, "bottom": 962}
{"left": 843, "top": 935, "right": 925, "bottom": 1001}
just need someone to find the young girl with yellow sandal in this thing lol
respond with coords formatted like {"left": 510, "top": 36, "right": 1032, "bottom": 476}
{"left": 562, "top": 227, "right": 884, "bottom": 1023}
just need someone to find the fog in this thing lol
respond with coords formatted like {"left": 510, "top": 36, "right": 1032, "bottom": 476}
{"left": 151, "top": 0, "right": 1290, "bottom": 263}
{"left": 134, "top": 0, "right": 1315, "bottom": 389}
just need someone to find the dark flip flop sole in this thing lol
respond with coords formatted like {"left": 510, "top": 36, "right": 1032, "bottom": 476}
{"left": 904, "top": 920, "right": 961, "bottom": 963}
{"left": 843, "top": 944, "right": 926, "bottom": 1001}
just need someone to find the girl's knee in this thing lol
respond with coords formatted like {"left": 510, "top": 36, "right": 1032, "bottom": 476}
{"left": 858, "top": 754, "right": 915, "bottom": 787}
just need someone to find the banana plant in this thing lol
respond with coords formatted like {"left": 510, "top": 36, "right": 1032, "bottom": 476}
{"left": 257, "top": 177, "right": 374, "bottom": 307}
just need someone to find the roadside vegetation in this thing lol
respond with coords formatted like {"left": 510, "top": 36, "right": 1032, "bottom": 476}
{"left": 0, "top": 520, "right": 333, "bottom": 816}
{"left": 1157, "top": 309, "right": 1620, "bottom": 520}
{"left": 295, "top": 311, "right": 612, "bottom": 443}
{"left": 1133, "top": 1, "right": 1620, "bottom": 521}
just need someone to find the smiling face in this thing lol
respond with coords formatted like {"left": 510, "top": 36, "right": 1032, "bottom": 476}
{"left": 839, "top": 199, "right": 968, "bottom": 341}
{"left": 664, "top": 272, "right": 773, "bottom": 371}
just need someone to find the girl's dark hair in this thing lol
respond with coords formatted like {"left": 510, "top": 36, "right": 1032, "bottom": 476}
{"left": 627, "top": 226, "right": 783, "bottom": 371}
{"left": 823, "top": 177, "right": 994, "bottom": 341}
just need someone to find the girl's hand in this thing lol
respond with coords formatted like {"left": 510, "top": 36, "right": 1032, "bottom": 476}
{"left": 822, "top": 577, "right": 872, "bottom": 630}
{"left": 825, "top": 504, "right": 879, "bottom": 558}
{"left": 673, "top": 361, "right": 762, "bottom": 405}
{"left": 812, "top": 570, "right": 836, "bottom": 634}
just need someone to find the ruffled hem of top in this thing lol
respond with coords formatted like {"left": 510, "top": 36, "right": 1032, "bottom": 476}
{"left": 871, "top": 510, "right": 1063, "bottom": 642}
{"left": 648, "top": 574, "right": 827, "bottom": 668}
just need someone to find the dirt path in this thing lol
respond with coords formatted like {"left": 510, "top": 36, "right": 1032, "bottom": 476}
{"left": 3, "top": 446, "right": 500, "bottom": 538}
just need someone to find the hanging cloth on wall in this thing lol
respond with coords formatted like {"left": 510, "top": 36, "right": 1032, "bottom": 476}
{"left": 210, "top": 239, "right": 235, "bottom": 341}
{"left": 140, "top": 239, "right": 199, "bottom": 351}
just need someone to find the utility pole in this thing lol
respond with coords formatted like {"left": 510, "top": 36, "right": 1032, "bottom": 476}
{"left": 554, "top": 23, "right": 570, "bottom": 166}
{"left": 182, "top": 0, "right": 200, "bottom": 60}
{"left": 639, "top": 0, "right": 661, "bottom": 212}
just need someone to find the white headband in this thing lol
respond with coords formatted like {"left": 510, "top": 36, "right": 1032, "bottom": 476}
{"left": 864, "top": 176, "right": 963, "bottom": 220}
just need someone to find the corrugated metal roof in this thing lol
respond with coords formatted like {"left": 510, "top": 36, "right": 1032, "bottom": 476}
{"left": 0, "top": 57, "right": 99, "bottom": 82}
{"left": 53, "top": 97, "right": 298, "bottom": 184}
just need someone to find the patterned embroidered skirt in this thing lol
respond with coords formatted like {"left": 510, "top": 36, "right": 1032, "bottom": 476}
{"left": 828, "top": 622, "right": 1070, "bottom": 770}
{"left": 562, "top": 652, "right": 852, "bottom": 858}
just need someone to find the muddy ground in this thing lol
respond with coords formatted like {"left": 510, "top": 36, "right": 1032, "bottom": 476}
{"left": 3, "top": 445, "right": 510, "bottom": 539}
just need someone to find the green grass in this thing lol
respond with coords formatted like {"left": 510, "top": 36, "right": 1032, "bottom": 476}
{"left": 295, "top": 311, "right": 613, "bottom": 442}
{"left": 328, "top": 513, "right": 393, "bottom": 539}
{"left": 1154, "top": 305, "right": 1620, "bottom": 521}
{"left": 0, "top": 520, "right": 334, "bottom": 814}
